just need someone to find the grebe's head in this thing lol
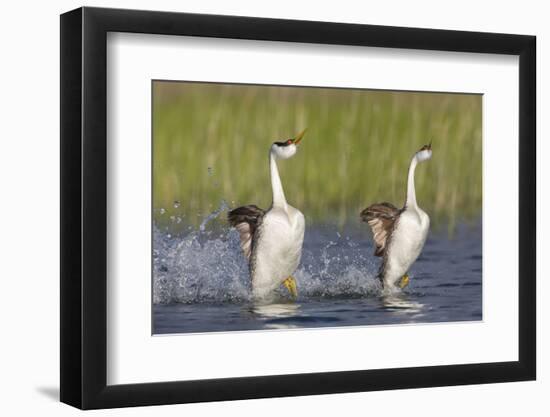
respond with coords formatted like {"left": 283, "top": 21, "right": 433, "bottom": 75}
{"left": 270, "top": 129, "right": 307, "bottom": 160}
{"left": 415, "top": 141, "right": 433, "bottom": 163}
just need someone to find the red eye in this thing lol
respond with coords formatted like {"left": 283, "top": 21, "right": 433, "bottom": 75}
{"left": 286, "top": 139, "right": 293, "bottom": 145}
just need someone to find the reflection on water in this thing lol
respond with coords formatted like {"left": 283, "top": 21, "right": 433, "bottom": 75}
{"left": 249, "top": 303, "right": 301, "bottom": 319}
{"left": 153, "top": 214, "right": 482, "bottom": 334}
{"left": 381, "top": 294, "right": 426, "bottom": 318}
{"left": 248, "top": 303, "right": 302, "bottom": 330}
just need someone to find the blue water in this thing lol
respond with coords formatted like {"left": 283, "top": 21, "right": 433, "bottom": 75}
{"left": 153, "top": 217, "right": 482, "bottom": 334}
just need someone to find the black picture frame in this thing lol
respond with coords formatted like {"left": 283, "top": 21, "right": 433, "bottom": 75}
{"left": 60, "top": 6, "right": 536, "bottom": 410}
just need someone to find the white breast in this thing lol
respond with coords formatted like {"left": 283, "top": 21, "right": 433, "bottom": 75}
{"left": 251, "top": 205, "right": 305, "bottom": 300}
{"left": 384, "top": 208, "right": 430, "bottom": 288}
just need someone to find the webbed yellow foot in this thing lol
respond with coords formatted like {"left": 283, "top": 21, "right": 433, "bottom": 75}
{"left": 398, "top": 274, "right": 410, "bottom": 289}
{"left": 283, "top": 276, "right": 298, "bottom": 299}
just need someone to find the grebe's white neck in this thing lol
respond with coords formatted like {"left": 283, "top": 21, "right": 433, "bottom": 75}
{"left": 269, "top": 151, "right": 287, "bottom": 210}
{"left": 405, "top": 146, "right": 432, "bottom": 210}
{"left": 405, "top": 156, "right": 419, "bottom": 210}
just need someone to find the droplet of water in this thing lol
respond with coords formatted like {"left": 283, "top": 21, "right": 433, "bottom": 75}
{"left": 159, "top": 208, "right": 166, "bottom": 215}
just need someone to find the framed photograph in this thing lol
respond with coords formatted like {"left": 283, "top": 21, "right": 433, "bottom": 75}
{"left": 60, "top": 6, "right": 536, "bottom": 409}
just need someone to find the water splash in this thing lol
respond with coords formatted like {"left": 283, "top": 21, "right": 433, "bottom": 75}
{"left": 199, "top": 200, "right": 229, "bottom": 232}
{"left": 153, "top": 204, "right": 381, "bottom": 305}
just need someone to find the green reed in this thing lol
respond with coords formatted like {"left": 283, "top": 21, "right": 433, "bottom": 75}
{"left": 153, "top": 82, "right": 482, "bottom": 236}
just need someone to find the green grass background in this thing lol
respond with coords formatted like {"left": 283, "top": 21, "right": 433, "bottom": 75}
{"left": 153, "top": 81, "right": 482, "bottom": 235}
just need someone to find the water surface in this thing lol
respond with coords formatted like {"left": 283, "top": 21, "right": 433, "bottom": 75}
{"left": 153, "top": 218, "right": 482, "bottom": 334}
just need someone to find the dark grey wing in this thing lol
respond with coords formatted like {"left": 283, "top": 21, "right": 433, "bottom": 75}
{"left": 228, "top": 205, "right": 266, "bottom": 261}
{"left": 360, "top": 202, "right": 400, "bottom": 257}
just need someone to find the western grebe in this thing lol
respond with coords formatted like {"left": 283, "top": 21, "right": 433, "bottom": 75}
{"left": 228, "top": 129, "right": 307, "bottom": 301}
{"left": 361, "top": 143, "right": 432, "bottom": 290}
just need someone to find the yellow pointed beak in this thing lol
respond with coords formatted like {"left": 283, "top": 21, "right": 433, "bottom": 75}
{"left": 283, "top": 276, "right": 298, "bottom": 298}
{"left": 292, "top": 128, "right": 307, "bottom": 145}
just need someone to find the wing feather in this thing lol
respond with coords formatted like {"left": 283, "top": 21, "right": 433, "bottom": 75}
{"left": 360, "top": 202, "right": 400, "bottom": 257}
{"left": 228, "top": 205, "right": 266, "bottom": 261}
